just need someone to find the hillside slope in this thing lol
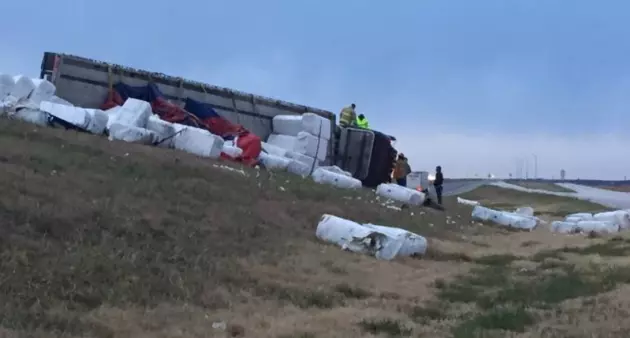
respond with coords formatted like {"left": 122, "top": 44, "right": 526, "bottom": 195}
{"left": 4, "top": 118, "right": 630, "bottom": 338}
{"left": 0, "top": 118, "right": 478, "bottom": 337}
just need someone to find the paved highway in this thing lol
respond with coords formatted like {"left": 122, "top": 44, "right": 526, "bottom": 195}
{"left": 442, "top": 180, "right": 487, "bottom": 196}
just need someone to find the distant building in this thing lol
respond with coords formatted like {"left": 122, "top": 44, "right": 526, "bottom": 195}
{"left": 560, "top": 169, "right": 566, "bottom": 180}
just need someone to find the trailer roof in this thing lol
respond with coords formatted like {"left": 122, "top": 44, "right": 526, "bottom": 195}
{"left": 44, "top": 52, "right": 335, "bottom": 119}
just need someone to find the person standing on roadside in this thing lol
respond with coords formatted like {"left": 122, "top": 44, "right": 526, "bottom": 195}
{"left": 434, "top": 165, "right": 444, "bottom": 204}
{"left": 394, "top": 154, "right": 410, "bottom": 187}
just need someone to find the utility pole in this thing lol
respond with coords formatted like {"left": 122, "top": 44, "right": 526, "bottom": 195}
{"left": 525, "top": 158, "right": 529, "bottom": 179}
{"left": 532, "top": 154, "right": 538, "bottom": 179}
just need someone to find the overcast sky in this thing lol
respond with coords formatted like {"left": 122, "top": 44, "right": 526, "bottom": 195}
{"left": 2, "top": 0, "right": 629, "bottom": 179}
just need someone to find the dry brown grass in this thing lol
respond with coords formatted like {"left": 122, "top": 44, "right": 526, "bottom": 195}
{"left": 598, "top": 185, "right": 630, "bottom": 193}
{"left": 3, "top": 117, "right": 630, "bottom": 338}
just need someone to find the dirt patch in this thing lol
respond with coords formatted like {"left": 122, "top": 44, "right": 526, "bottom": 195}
{"left": 597, "top": 185, "right": 630, "bottom": 193}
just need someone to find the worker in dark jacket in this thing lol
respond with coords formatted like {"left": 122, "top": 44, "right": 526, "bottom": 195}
{"left": 394, "top": 154, "right": 411, "bottom": 186}
{"left": 434, "top": 165, "right": 444, "bottom": 205}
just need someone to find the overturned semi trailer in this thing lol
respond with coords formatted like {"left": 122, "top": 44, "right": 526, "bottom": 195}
{"left": 39, "top": 52, "right": 337, "bottom": 163}
{"left": 39, "top": 52, "right": 395, "bottom": 186}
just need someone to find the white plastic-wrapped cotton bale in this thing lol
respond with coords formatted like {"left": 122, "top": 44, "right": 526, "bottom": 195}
{"left": 13, "top": 107, "right": 49, "bottom": 126}
{"left": 295, "top": 131, "right": 328, "bottom": 162}
{"left": 0, "top": 74, "right": 14, "bottom": 99}
{"left": 258, "top": 152, "right": 291, "bottom": 170}
{"left": 29, "top": 79, "right": 56, "bottom": 104}
{"left": 376, "top": 183, "right": 426, "bottom": 206}
{"left": 267, "top": 134, "right": 298, "bottom": 151}
{"left": 471, "top": 205, "right": 537, "bottom": 230}
{"left": 39, "top": 101, "right": 91, "bottom": 130}
{"left": 457, "top": 197, "right": 480, "bottom": 206}
{"left": 146, "top": 115, "right": 177, "bottom": 148}
{"left": 85, "top": 109, "right": 109, "bottom": 135}
{"left": 262, "top": 142, "right": 289, "bottom": 157}
{"left": 222, "top": 144, "right": 243, "bottom": 158}
{"left": 363, "top": 223, "right": 428, "bottom": 256}
{"left": 316, "top": 215, "right": 401, "bottom": 260}
{"left": 173, "top": 126, "right": 224, "bottom": 159}
{"left": 117, "top": 98, "right": 153, "bottom": 128}
{"left": 318, "top": 165, "right": 352, "bottom": 177}
{"left": 312, "top": 167, "right": 362, "bottom": 189}
{"left": 576, "top": 220, "right": 619, "bottom": 234}
{"left": 551, "top": 221, "right": 579, "bottom": 234}
{"left": 108, "top": 123, "right": 157, "bottom": 144}
{"left": 286, "top": 150, "right": 318, "bottom": 169}
{"left": 272, "top": 113, "right": 332, "bottom": 140}
{"left": 105, "top": 106, "right": 123, "bottom": 130}
{"left": 10, "top": 75, "right": 35, "bottom": 101}
{"left": 48, "top": 96, "right": 73, "bottom": 106}
{"left": 287, "top": 159, "right": 312, "bottom": 177}
{"left": 565, "top": 213, "right": 593, "bottom": 223}
{"left": 593, "top": 210, "right": 630, "bottom": 230}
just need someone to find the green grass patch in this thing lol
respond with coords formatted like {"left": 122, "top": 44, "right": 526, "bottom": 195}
{"left": 334, "top": 283, "right": 372, "bottom": 299}
{"left": 474, "top": 254, "right": 520, "bottom": 266}
{"left": 452, "top": 306, "right": 535, "bottom": 337}
{"left": 358, "top": 318, "right": 412, "bottom": 337}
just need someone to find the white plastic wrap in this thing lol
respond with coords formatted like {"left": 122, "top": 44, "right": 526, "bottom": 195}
{"left": 267, "top": 132, "right": 328, "bottom": 162}
{"left": 85, "top": 109, "right": 108, "bottom": 135}
{"left": 261, "top": 142, "right": 288, "bottom": 157}
{"left": 267, "top": 134, "right": 297, "bottom": 151}
{"left": 565, "top": 213, "right": 593, "bottom": 221}
{"left": 312, "top": 167, "right": 362, "bottom": 189}
{"left": 173, "top": 126, "right": 224, "bottom": 159}
{"left": 48, "top": 96, "right": 73, "bottom": 106}
{"left": 146, "top": 115, "right": 177, "bottom": 148}
{"left": 457, "top": 197, "right": 480, "bottom": 206}
{"left": 565, "top": 216, "right": 585, "bottom": 223}
{"left": 576, "top": 220, "right": 619, "bottom": 234}
{"left": 286, "top": 151, "right": 318, "bottom": 169}
{"left": 105, "top": 106, "right": 123, "bottom": 130}
{"left": 272, "top": 113, "right": 332, "bottom": 140}
{"left": 108, "top": 123, "right": 157, "bottom": 144}
{"left": 13, "top": 108, "right": 49, "bottom": 126}
{"left": 318, "top": 165, "right": 351, "bottom": 177}
{"left": 0, "top": 74, "right": 14, "bottom": 98}
{"left": 259, "top": 152, "right": 291, "bottom": 170}
{"left": 29, "top": 79, "right": 56, "bottom": 104}
{"left": 515, "top": 207, "right": 535, "bottom": 217}
{"left": 39, "top": 101, "right": 91, "bottom": 129}
{"left": 551, "top": 221, "right": 578, "bottom": 234}
{"left": 295, "top": 131, "right": 328, "bottom": 161}
{"left": 471, "top": 206, "right": 538, "bottom": 230}
{"left": 117, "top": 98, "right": 153, "bottom": 128}
{"left": 315, "top": 215, "right": 403, "bottom": 260}
{"left": 376, "top": 183, "right": 426, "bottom": 206}
{"left": 10, "top": 75, "right": 35, "bottom": 101}
{"left": 222, "top": 144, "right": 243, "bottom": 158}
{"left": 593, "top": 211, "right": 630, "bottom": 230}
{"left": 362, "top": 223, "right": 428, "bottom": 256}
{"left": 287, "top": 159, "right": 312, "bottom": 177}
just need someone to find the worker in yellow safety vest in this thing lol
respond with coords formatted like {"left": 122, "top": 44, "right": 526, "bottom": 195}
{"left": 356, "top": 114, "right": 369, "bottom": 129}
{"left": 339, "top": 103, "right": 357, "bottom": 127}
